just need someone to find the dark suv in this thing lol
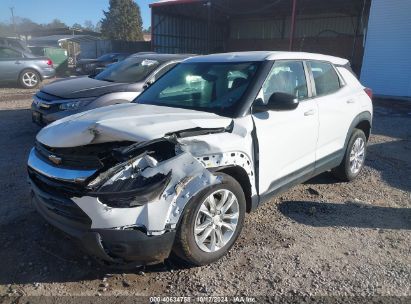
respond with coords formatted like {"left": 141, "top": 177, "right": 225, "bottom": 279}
{"left": 31, "top": 53, "right": 193, "bottom": 125}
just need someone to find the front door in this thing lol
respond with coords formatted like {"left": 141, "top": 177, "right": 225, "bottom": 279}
{"left": 252, "top": 60, "right": 319, "bottom": 195}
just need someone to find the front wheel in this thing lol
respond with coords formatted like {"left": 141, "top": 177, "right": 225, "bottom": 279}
{"left": 332, "top": 128, "right": 367, "bottom": 181}
{"left": 173, "top": 173, "right": 246, "bottom": 266}
{"left": 19, "top": 69, "right": 40, "bottom": 89}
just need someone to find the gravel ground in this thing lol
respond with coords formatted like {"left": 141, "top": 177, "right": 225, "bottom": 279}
{"left": 0, "top": 84, "right": 410, "bottom": 302}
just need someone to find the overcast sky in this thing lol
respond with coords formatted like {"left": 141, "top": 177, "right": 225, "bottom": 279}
{"left": 0, "top": 0, "right": 157, "bottom": 29}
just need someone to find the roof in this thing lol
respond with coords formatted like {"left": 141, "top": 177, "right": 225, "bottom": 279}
{"left": 184, "top": 51, "right": 349, "bottom": 65}
{"left": 150, "top": 0, "right": 201, "bottom": 7}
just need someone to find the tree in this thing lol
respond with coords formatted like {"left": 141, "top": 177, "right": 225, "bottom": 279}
{"left": 94, "top": 21, "right": 102, "bottom": 33}
{"left": 83, "top": 20, "right": 95, "bottom": 31}
{"left": 100, "top": 0, "right": 143, "bottom": 41}
{"left": 72, "top": 23, "right": 83, "bottom": 30}
{"left": 46, "top": 19, "right": 67, "bottom": 29}
{"left": 143, "top": 26, "right": 151, "bottom": 34}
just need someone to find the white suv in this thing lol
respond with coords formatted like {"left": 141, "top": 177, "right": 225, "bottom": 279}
{"left": 27, "top": 52, "right": 373, "bottom": 267}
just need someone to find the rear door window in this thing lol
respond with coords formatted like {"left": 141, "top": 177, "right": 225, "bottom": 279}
{"left": 308, "top": 61, "right": 341, "bottom": 96}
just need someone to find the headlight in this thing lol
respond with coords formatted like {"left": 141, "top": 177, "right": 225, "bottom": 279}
{"left": 59, "top": 98, "right": 94, "bottom": 110}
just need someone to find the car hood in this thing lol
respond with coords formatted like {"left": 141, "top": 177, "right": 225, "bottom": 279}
{"left": 40, "top": 76, "right": 138, "bottom": 99}
{"left": 36, "top": 103, "right": 233, "bottom": 148}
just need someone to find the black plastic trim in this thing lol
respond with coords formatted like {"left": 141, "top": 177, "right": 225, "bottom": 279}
{"left": 343, "top": 111, "right": 372, "bottom": 150}
{"left": 257, "top": 149, "right": 344, "bottom": 207}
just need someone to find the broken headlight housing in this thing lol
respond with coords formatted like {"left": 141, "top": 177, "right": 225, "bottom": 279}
{"left": 88, "top": 154, "right": 172, "bottom": 208}
{"left": 96, "top": 172, "right": 171, "bottom": 208}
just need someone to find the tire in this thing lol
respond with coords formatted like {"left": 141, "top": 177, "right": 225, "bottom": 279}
{"left": 173, "top": 173, "right": 246, "bottom": 266}
{"left": 19, "top": 69, "right": 41, "bottom": 89}
{"left": 332, "top": 128, "right": 367, "bottom": 181}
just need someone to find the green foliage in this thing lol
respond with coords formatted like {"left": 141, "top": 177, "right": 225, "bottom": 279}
{"left": 100, "top": 0, "right": 144, "bottom": 41}
{"left": 72, "top": 23, "right": 83, "bottom": 30}
{"left": 45, "top": 19, "right": 67, "bottom": 29}
{"left": 0, "top": 18, "right": 67, "bottom": 36}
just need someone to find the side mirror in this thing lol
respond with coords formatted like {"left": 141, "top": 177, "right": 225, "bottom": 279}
{"left": 253, "top": 92, "right": 299, "bottom": 112}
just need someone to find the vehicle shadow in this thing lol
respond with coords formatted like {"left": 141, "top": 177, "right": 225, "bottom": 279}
{"left": 0, "top": 109, "right": 40, "bottom": 224}
{"left": 304, "top": 171, "right": 341, "bottom": 185}
{"left": 278, "top": 200, "right": 411, "bottom": 230}
{"left": 0, "top": 211, "right": 187, "bottom": 286}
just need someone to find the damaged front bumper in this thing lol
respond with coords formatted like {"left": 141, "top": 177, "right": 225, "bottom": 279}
{"left": 30, "top": 180, "right": 175, "bottom": 265}
{"left": 27, "top": 144, "right": 219, "bottom": 265}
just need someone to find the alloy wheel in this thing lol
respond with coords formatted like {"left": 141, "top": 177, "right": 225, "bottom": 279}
{"left": 194, "top": 189, "right": 239, "bottom": 253}
{"left": 349, "top": 137, "right": 365, "bottom": 174}
{"left": 22, "top": 72, "right": 38, "bottom": 87}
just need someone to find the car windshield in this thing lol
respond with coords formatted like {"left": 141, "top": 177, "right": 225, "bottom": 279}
{"left": 94, "top": 58, "right": 160, "bottom": 83}
{"left": 135, "top": 62, "right": 260, "bottom": 116}
{"left": 97, "top": 54, "right": 117, "bottom": 61}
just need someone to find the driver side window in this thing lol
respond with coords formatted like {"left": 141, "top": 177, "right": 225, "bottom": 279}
{"left": 258, "top": 60, "right": 308, "bottom": 103}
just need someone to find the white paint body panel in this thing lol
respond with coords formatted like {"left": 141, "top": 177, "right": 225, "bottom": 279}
{"left": 73, "top": 153, "right": 218, "bottom": 232}
{"left": 253, "top": 100, "right": 319, "bottom": 193}
{"left": 29, "top": 52, "right": 373, "bottom": 236}
{"left": 316, "top": 68, "right": 372, "bottom": 160}
{"left": 37, "top": 103, "right": 232, "bottom": 148}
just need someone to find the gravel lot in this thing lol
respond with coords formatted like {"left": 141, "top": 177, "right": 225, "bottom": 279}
{"left": 0, "top": 84, "right": 410, "bottom": 301}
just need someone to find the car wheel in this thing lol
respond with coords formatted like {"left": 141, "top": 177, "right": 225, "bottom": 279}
{"left": 19, "top": 69, "right": 40, "bottom": 89}
{"left": 332, "top": 128, "right": 367, "bottom": 181}
{"left": 173, "top": 173, "right": 246, "bottom": 266}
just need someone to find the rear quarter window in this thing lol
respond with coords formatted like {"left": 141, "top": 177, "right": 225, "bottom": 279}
{"left": 309, "top": 61, "right": 341, "bottom": 96}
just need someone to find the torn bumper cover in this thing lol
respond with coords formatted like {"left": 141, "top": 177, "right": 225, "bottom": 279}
{"left": 27, "top": 144, "right": 219, "bottom": 265}
{"left": 30, "top": 182, "right": 175, "bottom": 265}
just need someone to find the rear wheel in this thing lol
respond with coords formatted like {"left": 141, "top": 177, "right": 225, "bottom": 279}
{"left": 19, "top": 69, "right": 40, "bottom": 89}
{"left": 332, "top": 128, "right": 367, "bottom": 181}
{"left": 173, "top": 173, "right": 246, "bottom": 266}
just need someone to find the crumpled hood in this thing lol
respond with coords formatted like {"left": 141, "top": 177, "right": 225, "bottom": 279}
{"left": 37, "top": 103, "right": 232, "bottom": 148}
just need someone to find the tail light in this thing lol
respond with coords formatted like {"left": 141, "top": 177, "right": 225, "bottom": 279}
{"left": 45, "top": 58, "right": 53, "bottom": 66}
{"left": 364, "top": 87, "right": 373, "bottom": 99}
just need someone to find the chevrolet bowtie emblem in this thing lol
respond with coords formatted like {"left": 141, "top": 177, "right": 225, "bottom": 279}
{"left": 48, "top": 154, "right": 62, "bottom": 165}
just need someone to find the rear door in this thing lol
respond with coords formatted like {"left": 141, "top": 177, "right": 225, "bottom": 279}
{"left": 253, "top": 60, "right": 319, "bottom": 195}
{"left": 307, "top": 61, "right": 359, "bottom": 162}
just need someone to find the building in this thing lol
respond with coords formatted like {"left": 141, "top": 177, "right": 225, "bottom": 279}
{"left": 150, "top": 0, "right": 371, "bottom": 73}
{"left": 360, "top": 0, "right": 411, "bottom": 98}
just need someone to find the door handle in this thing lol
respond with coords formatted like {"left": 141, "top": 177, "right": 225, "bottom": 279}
{"left": 15, "top": 60, "right": 22, "bottom": 64}
{"left": 346, "top": 99, "right": 355, "bottom": 104}
{"left": 304, "top": 109, "right": 315, "bottom": 116}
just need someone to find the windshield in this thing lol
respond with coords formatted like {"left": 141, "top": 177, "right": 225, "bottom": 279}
{"left": 135, "top": 62, "right": 260, "bottom": 116}
{"left": 94, "top": 58, "right": 160, "bottom": 83}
